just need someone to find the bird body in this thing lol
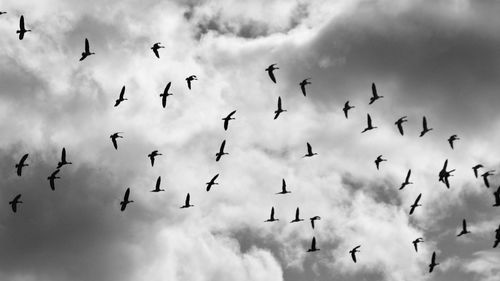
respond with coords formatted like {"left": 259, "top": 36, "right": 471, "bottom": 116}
{"left": 369, "top": 83, "right": 383, "bottom": 104}
{"left": 349, "top": 245, "right": 361, "bottom": 263}
{"left": 16, "top": 15, "right": 31, "bottom": 40}
{"left": 215, "top": 140, "right": 228, "bottom": 161}
{"left": 222, "top": 110, "right": 236, "bottom": 131}
{"left": 299, "top": 78, "right": 311, "bottom": 96}
{"left": 290, "top": 207, "right": 303, "bottom": 223}
{"left": 151, "top": 176, "right": 165, "bottom": 192}
{"left": 361, "top": 114, "right": 377, "bottom": 133}
{"left": 206, "top": 174, "right": 219, "bottom": 192}
{"left": 419, "top": 116, "right": 433, "bottom": 137}
{"left": 493, "top": 186, "right": 500, "bottom": 207}
{"left": 265, "top": 206, "right": 279, "bottom": 222}
{"left": 151, "top": 42, "right": 164, "bottom": 58}
{"left": 265, "top": 64, "right": 279, "bottom": 83}
{"left": 15, "top": 153, "right": 29, "bottom": 176}
{"left": 114, "top": 86, "right": 127, "bottom": 107}
{"left": 57, "top": 147, "right": 72, "bottom": 168}
{"left": 448, "top": 134, "right": 460, "bottom": 149}
{"left": 148, "top": 150, "right": 162, "bottom": 167}
{"left": 9, "top": 194, "right": 23, "bottom": 213}
{"left": 457, "top": 219, "right": 471, "bottom": 236}
{"left": 186, "top": 75, "right": 197, "bottom": 90}
{"left": 160, "top": 82, "right": 173, "bottom": 108}
{"left": 80, "top": 38, "right": 95, "bottom": 61}
{"left": 412, "top": 238, "right": 424, "bottom": 252}
{"left": 375, "top": 155, "right": 387, "bottom": 170}
{"left": 307, "top": 237, "right": 319, "bottom": 252}
{"left": 274, "top": 96, "right": 286, "bottom": 119}
{"left": 303, "top": 142, "right": 317, "bottom": 158}
{"left": 310, "top": 216, "right": 321, "bottom": 229}
{"left": 276, "top": 179, "right": 291, "bottom": 194}
{"left": 409, "top": 193, "right": 422, "bottom": 215}
{"left": 400, "top": 169, "right": 413, "bottom": 190}
{"left": 47, "top": 169, "right": 61, "bottom": 191}
{"left": 429, "top": 252, "right": 439, "bottom": 273}
{"left": 120, "top": 188, "right": 133, "bottom": 211}
{"left": 395, "top": 116, "right": 408, "bottom": 135}
{"left": 110, "top": 132, "right": 123, "bottom": 150}
{"left": 481, "top": 170, "right": 495, "bottom": 188}
{"left": 180, "top": 193, "right": 194, "bottom": 208}
{"left": 472, "top": 164, "right": 483, "bottom": 178}
{"left": 343, "top": 101, "right": 355, "bottom": 118}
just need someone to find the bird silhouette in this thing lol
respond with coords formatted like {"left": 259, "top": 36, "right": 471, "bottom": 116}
{"left": 180, "top": 193, "right": 194, "bottom": 208}
{"left": 349, "top": 245, "right": 361, "bottom": 263}
{"left": 448, "top": 135, "right": 460, "bottom": 149}
{"left": 120, "top": 188, "right": 133, "bottom": 211}
{"left": 472, "top": 164, "right": 483, "bottom": 178}
{"left": 409, "top": 193, "right": 422, "bottom": 215}
{"left": 15, "top": 153, "right": 29, "bottom": 176}
{"left": 307, "top": 237, "right": 319, "bottom": 252}
{"left": 16, "top": 15, "right": 31, "bottom": 40}
{"left": 412, "top": 237, "right": 424, "bottom": 252}
{"left": 400, "top": 169, "right": 413, "bottom": 190}
{"left": 438, "top": 159, "right": 455, "bottom": 189}
{"left": 47, "top": 169, "right": 61, "bottom": 191}
{"left": 274, "top": 96, "right": 286, "bottom": 119}
{"left": 186, "top": 75, "right": 197, "bottom": 90}
{"left": 361, "top": 114, "right": 377, "bottom": 133}
{"left": 276, "top": 179, "right": 291, "bottom": 194}
{"left": 0, "top": 11, "right": 6, "bottom": 15}
{"left": 265, "top": 206, "right": 279, "bottom": 222}
{"left": 369, "top": 83, "right": 383, "bottom": 104}
{"left": 151, "top": 42, "right": 164, "bottom": 58}
{"left": 428, "top": 251, "right": 439, "bottom": 273}
{"left": 215, "top": 140, "right": 228, "bottom": 162}
{"left": 265, "top": 64, "right": 279, "bottom": 83}
{"left": 375, "top": 155, "right": 387, "bottom": 170}
{"left": 481, "top": 170, "right": 495, "bottom": 188}
{"left": 303, "top": 142, "right": 318, "bottom": 158}
{"left": 160, "top": 82, "right": 173, "bottom": 108}
{"left": 299, "top": 78, "right": 311, "bottom": 96}
{"left": 419, "top": 116, "right": 433, "bottom": 137}
{"left": 151, "top": 176, "right": 165, "bottom": 192}
{"left": 290, "top": 207, "right": 304, "bottom": 223}
{"left": 310, "top": 216, "right": 321, "bottom": 229}
{"left": 206, "top": 174, "right": 219, "bottom": 192}
{"left": 493, "top": 186, "right": 500, "bottom": 207}
{"left": 110, "top": 132, "right": 123, "bottom": 150}
{"left": 395, "top": 116, "right": 408, "bottom": 136}
{"left": 493, "top": 225, "right": 500, "bottom": 248}
{"left": 79, "top": 38, "right": 95, "bottom": 61}
{"left": 222, "top": 110, "right": 236, "bottom": 131}
{"left": 343, "top": 101, "right": 355, "bottom": 119}
{"left": 57, "top": 147, "right": 72, "bottom": 168}
{"left": 148, "top": 150, "right": 162, "bottom": 167}
{"left": 457, "top": 219, "right": 471, "bottom": 237}
{"left": 9, "top": 194, "right": 22, "bottom": 213}
{"left": 114, "top": 86, "right": 127, "bottom": 107}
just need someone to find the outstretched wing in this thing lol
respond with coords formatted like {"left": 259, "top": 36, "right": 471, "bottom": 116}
{"left": 153, "top": 47, "right": 160, "bottom": 58}
{"left": 85, "top": 38, "right": 90, "bottom": 53}
{"left": 371, "top": 83, "right": 377, "bottom": 97}
{"left": 268, "top": 69, "right": 276, "bottom": 83}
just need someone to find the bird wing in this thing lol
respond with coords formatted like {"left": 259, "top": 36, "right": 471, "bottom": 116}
{"left": 474, "top": 167, "right": 478, "bottom": 178}
{"left": 371, "top": 83, "right": 377, "bottom": 97}
{"left": 20, "top": 15, "right": 25, "bottom": 29}
{"left": 150, "top": 155, "right": 155, "bottom": 166}
{"left": 295, "top": 208, "right": 300, "bottom": 220}
{"left": 367, "top": 114, "right": 372, "bottom": 127}
{"left": 343, "top": 106, "right": 348, "bottom": 118}
{"left": 124, "top": 188, "right": 130, "bottom": 201}
{"left": 423, "top": 116, "right": 428, "bottom": 129}
{"left": 277, "top": 97, "right": 282, "bottom": 109}
{"left": 156, "top": 176, "right": 161, "bottom": 189}
{"left": 227, "top": 110, "right": 236, "bottom": 118}
{"left": 85, "top": 38, "right": 90, "bottom": 53}
{"left": 187, "top": 78, "right": 191, "bottom": 90}
{"left": 270, "top": 207, "right": 275, "bottom": 219}
{"left": 397, "top": 122, "right": 404, "bottom": 135}
{"left": 351, "top": 251, "right": 357, "bottom": 263}
{"left": 406, "top": 169, "right": 411, "bottom": 182}
{"left": 311, "top": 218, "right": 315, "bottom": 229}
{"left": 212, "top": 174, "right": 219, "bottom": 182}
{"left": 274, "top": 111, "right": 280, "bottom": 120}
{"left": 307, "top": 143, "right": 312, "bottom": 154}
{"left": 462, "top": 219, "right": 467, "bottom": 231}
{"left": 153, "top": 48, "right": 160, "bottom": 58}
{"left": 165, "top": 82, "right": 171, "bottom": 93}
{"left": 311, "top": 237, "right": 316, "bottom": 249}
{"left": 300, "top": 82, "right": 307, "bottom": 96}
{"left": 61, "top": 147, "right": 66, "bottom": 162}
{"left": 120, "top": 86, "right": 125, "bottom": 99}
{"left": 413, "top": 241, "right": 418, "bottom": 252}
{"left": 268, "top": 70, "right": 276, "bottom": 83}
{"left": 111, "top": 137, "right": 118, "bottom": 150}
{"left": 185, "top": 193, "right": 190, "bottom": 205}
{"left": 219, "top": 140, "right": 226, "bottom": 153}
{"left": 20, "top": 153, "right": 29, "bottom": 164}
{"left": 484, "top": 176, "right": 490, "bottom": 188}
{"left": 224, "top": 119, "right": 229, "bottom": 130}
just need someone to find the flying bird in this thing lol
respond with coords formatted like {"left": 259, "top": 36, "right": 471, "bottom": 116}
{"left": 151, "top": 42, "right": 164, "bottom": 58}
{"left": 79, "top": 38, "right": 95, "bottom": 61}
{"left": 493, "top": 225, "right": 500, "bottom": 248}
{"left": 276, "top": 179, "right": 291, "bottom": 194}
{"left": 110, "top": 132, "right": 123, "bottom": 150}
{"left": 481, "top": 170, "right": 495, "bottom": 188}
{"left": 439, "top": 159, "right": 455, "bottom": 189}
{"left": 15, "top": 153, "right": 29, "bottom": 176}
{"left": 0, "top": 11, "right": 6, "bottom": 15}
{"left": 57, "top": 147, "right": 72, "bottom": 169}
{"left": 186, "top": 75, "right": 197, "bottom": 90}
{"left": 206, "top": 174, "right": 219, "bottom": 192}
{"left": 493, "top": 186, "right": 500, "bottom": 207}
{"left": 9, "top": 194, "right": 22, "bottom": 213}
{"left": 299, "top": 78, "right": 311, "bottom": 96}
{"left": 114, "top": 86, "right": 127, "bottom": 107}
{"left": 265, "top": 206, "right": 279, "bottom": 222}
{"left": 180, "top": 193, "right": 194, "bottom": 208}
{"left": 343, "top": 101, "right": 355, "bottom": 119}
{"left": 428, "top": 251, "right": 439, "bottom": 273}
{"left": 395, "top": 116, "right": 408, "bottom": 136}
{"left": 47, "top": 169, "right": 61, "bottom": 191}
{"left": 274, "top": 96, "right": 286, "bottom": 119}
{"left": 307, "top": 237, "right": 319, "bottom": 252}
{"left": 16, "top": 15, "right": 31, "bottom": 40}
{"left": 457, "top": 219, "right": 471, "bottom": 237}
{"left": 310, "top": 216, "right": 321, "bottom": 229}
{"left": 409, "top": 193, "right": 422, "bottom": 215}
{"left": 265, "top": 64, "right": 279, "bottom": 83}
{"left": 349, "top": 245, "right": 361, "bottom": 263}
{"left": 215, "top": 140, "right": 228, "bottom": 162}
{"left": 290, "top": 207, "right": 304, "bottom": 223}
{"left": 160, "top": 82, "right": 173, "bottom": 108}
{"left": 369, "top": 83, "right": 383, "bottom": 104}
{"left": 412, "top": 237, "right": 424, "bottom": 252}
{"left": 151, "top": 176, "right": 165, "bottom": 192}
{"left": 399, "top": 169, "right": 413, "bottom": 190}
{"left": 472, "top": 164, "right": 483, "bottom": 178}
{"left": 374, "top": 155, "right": 387, "bottom": 170}
{"left": 419, "top": 116, "right": 433, "bottom": 137}
{"left": 361, "top": 114, "right": 377, "bottom": 133}
{"left": 148, "top": 150, "right": 162, "bottom": 167}
{"left": 222, "top": 110, "right": 236, "bottom": 131}
{"left": 303, "top": 142, "right": 318, "bottom": 158}
{"left": 448, "top": 134, "right": 460, "bottom": 149}
{"left": 119, "top": 188, "right": 133, "bottom": 211}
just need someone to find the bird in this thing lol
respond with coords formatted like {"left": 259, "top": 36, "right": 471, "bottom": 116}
{"left": 265, "top": 206, "right": 279, "bottom": 222}
{"left": 186, "top": 75, "right": 197, "bottom": 90}
{"left": 215, "top": 140, "right": 228, "bottom": 162}
{"left": 151, "top": 42, "right": 164, "bottom": 58}
{"left": 299, "top": 78, "right": 311, "bottom": 96}
{"left": 428, "top": 251, "right": 439, "bottom": 273}
{"left": 274, "top": 96, "right": 286, "bottom": 119}
{"left": 222, "top": 110, "right": 236, "bottom": 131}
{"left": 119, "top": 188, "right": 133, "bottom": 211}
{"left": 395, "top": 116, "right": 408, "bottom": 136}
{"left": 438, "top": 159, "right": 455, "bottom": 189}
{"left": 493, "top": 186, "right": 500, "bottom": 207}
{"left": 374, "top": 155, "right": 387, "bottom": 170}
{"left": 472, "top": 164, "right": 483, "bottom": 178}
{"left": 369, "top": 83, "right": 383, "bottom": 104}
{"left": 419, "top": 116, "right": 433, "bottom": 137}
{"left": 303, "top": 142, "right": 318, "bottom": 158}
{"left": 412, "top": 237, "right": 424, "bottom": 252}
{"left": 349, "top": 245, "right": 361, "bottom": 263}
{"left": 180, "top": 193, "right": 194, "bottom": 208}
{"left": 160, "top": 82, "right": 173, "bottom": 108}
{"left": 481, "top": 170, "right": 495, "bottom": 188}
{"left": 307, "top": 237, "right": 319, "bottom": 252}
{"left": 110, "top": 132, "right": 123, "bottom": 150}
{"left": 15, "top": 153, "right": 29, "bottom": 176}
{"left": 343, "top": 101, "right": 355, "bottom": 119}
{"left": 47, "top": 169, "right": 60, "bottom": 191}
{"left": 276, "top": 179, "right": 291, "bottom": 194}
{"left": 265, "top": 64, "right": 279, "bottom": 83}
{"left": 114, "top": 86, "right": 127, "bottom": 107}
{"left": 148, "top": 150, "right": 162, "bottom": 167}
{"left": 151, "top": 176, "right": 165, "bottom": 192}
{"left": 290, "top": 207, "right": 303, "bottom": 223}
{"left": 361, "top": 114, "right": 377, "bottom": 133}
{"left": 206, "top": 174, "right": 219, "bottom": 192}
{"left": 400, "top": 169, "right": 413, "bottom": 190}
{"left": 493, "top": 225, "right": 500, "bottom": 248}
{"left": 9, "top": 194, "right": 22, "bottom": 213}
{"left": 457, "top": 219, "right": 471, "bottom": 237}
{"left": 0, "top": 11, "right": 6, "bottom": 15}
{"left": 310, "top": 216, "right": 321, "bottom": 229}
{"left": 409, "top": 193, "right": 422, "bottom": 215}
{"left": 57, "top": 147, "right": 72, "bottom": 169}
{"left": 448, "top": 135, "right": 460, "bottom": 149}
{"left": 16, "top": 15, "right": 31, "bottom": 40}
{"left": 79, "top": 38, "right": 95, "bottom": 61}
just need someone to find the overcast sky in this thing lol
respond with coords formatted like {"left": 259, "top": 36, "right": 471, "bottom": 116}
{"left": 1, "top": 0, "right": 500, "bottom": 280}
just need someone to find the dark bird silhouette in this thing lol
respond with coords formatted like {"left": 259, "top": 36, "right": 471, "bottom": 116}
{"left": 493, "top": 225, "right": 500, "bottom": 248}
{"left": 180, "top": 193, "right": 194, "bottom": 208}
{"left": 310, "top": 216, "right": 321, "bottom": 229}
{"left": 9, "top": 194, "right": 22, "bottom": 213}
{"left": 114, "top": 86, "right": 127, "bottom": 107}
{"left": 120, "top": 188, "right": 133, "bottom": 211}
{"left": 160, "top": 82, "right": 173, "bottom": 108}
{"left": 412, "top": 237, "right": 424, "bottom": 252}
{"left": 299, "top": 78, "right": 311, "bottom": 96}
{"left": 361, "top": 114, "right": 377, "bottom": 133}
{"left": 343, "top": 101, "right": 355, "bottom": 119}
{"left": 151, "top": 176, "right": 165, "bottom": 192}
{"left": 349, "top": 245, "right": 361, "bottom": 263}
{"left": 438, "top": 159, "right": 455, "bottom": 189}
{"left": 47, "top": 169, "right": 60, "bottom": 191}
{"left": 79, "top": 38, "right": 95, "bottom": 61}
{"left": 472, "top": 164, "right": 483, "bottom": 178}
{"left": 215, "top": 140, "right": 228, "bottom": 162}
{"left": 399, "top": 169, "right": 413, "bottom": 190}
{"left": 265, "top": 64, "right": 279, "bottom": 83}
{"left": 110, "top": 132, "right": 123, "bottom": 150}
{"left": 481, "top": 170, "right": 495, "bottom": 188}
{"left": 303, "top": 142, "right": 318, "bottom": 158}
{"left": 276, "top": 179, "right": 291, "bottom": 194}
{"left": 15, "top": 153, "right": 29, "bottom": 176}
{"left": 148, "top": 150, "right": 162, "bottom": 167}
{"left": 0, "top": 11, "right": 6, "bottom": 15}
{"left": 222, "top": 110, "right": 236, "bottom": 131}
{"left": 457, "top": 219, "right": 471, "bottom": 237}
{"left": 151, "top": 42, "right": 164, "bottom": 58}
{"left": 274, "top": 96, "right": 286, "bottom": 119}
{"left": 375, "top": 155, "right": 387, "bottom": 170}
{"left": 369, "top": 83, "right": 383, "bottom": 104}
{"left": 428, "top": 252, "right": 439, "bottom": 273}
{"left": 448, "top": 135, "right": 460, "bottom": 149}
{"left": 16, "top": 15, "right": 31, "bottom": 40}
{"left": 206, "top": 174, "right": 219, "bottom": 192}
{"left": 419, "top": 116, "right": 433, "bottom": 137}
{"left": 57, "top": 147, "right": 72, "bottom": 168}
{"left": 307, "top": 237, "right": 319, "bottom": 252}
{"left": 395, "top": 116, "right": 408, "bottom": 136}
{"left": 265, "top": 206, "right": 279, "bottom": 222}
{"left": 290, "top": 207, "right": 303, "bottom": 223}
{"left": 409, "top": 193, "right": 422, "bottom": 215}
{"left": 493, "top": 186, "right": 500, "bottom": 207}
{"left": 186, "top": 75, "right": 197, "bottom": 90}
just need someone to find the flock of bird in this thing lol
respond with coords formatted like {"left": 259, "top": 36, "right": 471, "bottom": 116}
{"left": 5, "top": 12, "right": 500, "bottom": 275}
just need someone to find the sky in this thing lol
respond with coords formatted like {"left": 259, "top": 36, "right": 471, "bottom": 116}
{"left": 1, "top": 0, "right": 500, "bottom": 280}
